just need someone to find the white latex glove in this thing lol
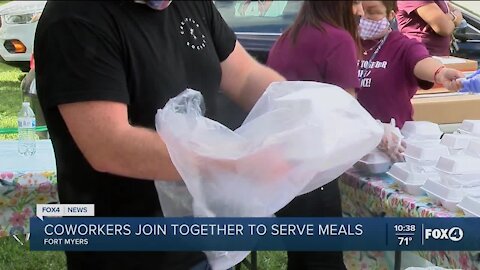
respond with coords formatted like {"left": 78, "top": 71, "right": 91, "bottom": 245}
{"left": 377, "top": 119, "right": 405, "bottom": 162}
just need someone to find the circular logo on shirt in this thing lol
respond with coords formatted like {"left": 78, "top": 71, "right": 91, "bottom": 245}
{"left": 179, "top": 17, "right": 207, "bottom": 51}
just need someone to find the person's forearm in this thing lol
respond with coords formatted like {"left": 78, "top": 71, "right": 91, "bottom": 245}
{"left": 452, "top": 9, "right": 463, "bottom": 27}
{"left": 413, "top": 57, "right": 443, "bottom": 83}
{"left": 448, "top": 2, "right": 464, "bottom": 27}
{"left": 94, "top": 126, "right": 181, "bottom": 181}
{"left": 220, "top": 41, "right": 285, "bottom": 110}
{"left": 234, "top": 63, "right": 285, "bottom": 110}
{"left": 413, "top": 57, "right": 464, "bottom": 91}
{"left": 433, "top": 17, "right": 455, "bottom": 36}
{"left": 417, "top": 3, "right": 456, "bottom": 36}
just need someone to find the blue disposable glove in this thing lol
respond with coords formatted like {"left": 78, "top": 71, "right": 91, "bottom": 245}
{"left": 467, "top": 69, "right": 480, "bottom": 79}
{"left": 459, "top": 69, "right": 480, "bottom": 93}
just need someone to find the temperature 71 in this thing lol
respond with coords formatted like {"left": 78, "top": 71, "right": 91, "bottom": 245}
{"left": 398, "top": 236, "right": 412, "bottom": 246}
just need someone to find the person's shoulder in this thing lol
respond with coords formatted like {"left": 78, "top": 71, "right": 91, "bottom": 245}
{"left": 41, "top": 1, "right": 122, "bottom": 27}
{"left": 397, "top": 0, "right": 439, "bottom": 14}
{"left": 322, "top": 23, "right": 354, "bottom": 41}
{"left": 303, "top": 23, "right": 355, "bottom": 44}
{"left": 388, "top": 30, "right": 407, "bottom": 40}
{"left": 175, "top": 1, "right": 214, "bottom": 16}
{"left": 388, "top": 31, "right": 423, "bottom": 47}
{"left": 397, "top": 0, "right": 434, "bottom": 8}
{"left": 386, "top": 31, "right": 429, "bottom": 59}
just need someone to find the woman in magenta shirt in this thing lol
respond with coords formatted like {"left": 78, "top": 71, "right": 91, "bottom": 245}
{"left": 267, "top": 1, "right": 363, "bottom": 97}
{"left": 267, "top": 1, "right": 364, "bottom": 269}
{"left": 396, "top": 0, "right": 464, "bottom": 56}
{"left": 357, "top": 0, "right": 463, "bottom": 128}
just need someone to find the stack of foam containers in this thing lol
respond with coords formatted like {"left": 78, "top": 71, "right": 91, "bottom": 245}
{"left": 381, "top": 120, "right": 480, "bottom": 216}
{"left": 457, "top": 120, "right": 480, "bottom": 136}
{"left": 400, "top": 121, "right": 444, "bottom": 143}
{"left": 354, "top": 124, "right": 403, "bottom": 175}
{"left": 388, "top": 121, "right": 447, "bottom": 195}
{"left": 354, "top": 149, "right": 392, "bottom": 175}
{"left": 420, "top": 120, "right": 480, "bottom": 215}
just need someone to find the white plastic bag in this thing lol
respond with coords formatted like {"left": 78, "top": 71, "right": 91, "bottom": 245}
{"left": 154, "top": 81, "right": 383, "bottom": 270}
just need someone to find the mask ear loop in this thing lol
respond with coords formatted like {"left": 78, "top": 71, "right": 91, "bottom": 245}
{"left": 388, "top": 10, "right": 397, "bottom": 30}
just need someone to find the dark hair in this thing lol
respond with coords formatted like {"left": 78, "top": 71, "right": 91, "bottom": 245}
{"left": 284, "top": 1, "right": 360, "bottom": 50}
{"left": 382, "top": 0, "right": 398, "bottom": 12}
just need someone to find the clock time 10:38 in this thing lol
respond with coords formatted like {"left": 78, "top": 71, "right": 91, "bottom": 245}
{"left": 394, "top": 224, "right": 416, "bottom": 232}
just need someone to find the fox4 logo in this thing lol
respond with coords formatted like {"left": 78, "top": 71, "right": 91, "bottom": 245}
{"left": 424, "top": 227, "right": 464, "bottom": 242}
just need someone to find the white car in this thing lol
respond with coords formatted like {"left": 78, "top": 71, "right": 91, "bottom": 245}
{"left": 0, "top": 1, "right": 46, "bottom": 71}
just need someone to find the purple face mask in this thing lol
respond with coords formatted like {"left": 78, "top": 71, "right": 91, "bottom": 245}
{"left": 136, "top": 0, "right": 172, "bottom": 11}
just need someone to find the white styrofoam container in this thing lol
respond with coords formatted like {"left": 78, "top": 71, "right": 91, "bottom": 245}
{"left": 457, "top": 196, "right": 480, "bottom": 217}
{"left": 389, "top": 174, "right": 425, "bottom": 196}
{"left": 435, "top": 155, "right": 480, "bottom": 175}
{"left": 422, "top": 179, "right": 464, "bottom": 211}
{"left": 401, "top": 121, "right": 443, "bottom": 140}
{"left": 403, "top": 138, "right": 441, "bottom": 146}
{"left": 440, "top": 133, "right": 475, "bottom": 155}
{"left": 388, "top": 163, "right": 438, "bottom": 195}
{"left": 458, "top": 120, "right": 480, "bottom": 136}
{"left": 388, "top": 162, "right": 438, "bottom": 183}
{"left": 423, "top": 179, "right": 464, "bottom": 199}
{"left": 360, "top": 149, "right": 391, "bottom": 163}
{"left": 440, "top": 173, "right": 480, "bottom": 188}
{"left": 403, "top": 154, "right": 437, "bottom": 171}
{"left": 464, "top": 186, "right": 480, "bottom": 197}
{"left": 465, "top": 140, "right": 480, "bottom": 158}
{"left": 354, "top": 160, "right": 391, "bottom": 175}
{"left": 404, "top": 141, "right": 449, "bottom": 161}
{"left": 354, "top": 150, "right": 392, "bottom": 174}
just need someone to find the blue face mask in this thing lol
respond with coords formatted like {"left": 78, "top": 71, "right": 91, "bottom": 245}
{"left": 135, "top": 0, "right": 172, "bottom": 11}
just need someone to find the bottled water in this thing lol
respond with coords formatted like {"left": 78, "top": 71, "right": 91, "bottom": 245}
{"left": 18, "top": 102, "right": 36, "bottom": 156}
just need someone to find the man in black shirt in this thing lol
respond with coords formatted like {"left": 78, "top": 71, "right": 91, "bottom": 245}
{"left": 34, "top": 1, "right": 284, "bottom": 269}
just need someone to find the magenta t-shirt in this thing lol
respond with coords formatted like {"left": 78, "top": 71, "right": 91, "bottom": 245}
{"left": 396, "top": 0, "right": 451, "bottom": 56}
{"left": 266, "top": 23, "right": 359, "bottom": 90}
{"left": 356, "top": 31, "right": 433, "bottom": 128}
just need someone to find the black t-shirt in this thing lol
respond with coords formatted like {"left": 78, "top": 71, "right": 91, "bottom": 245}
{"left": 34, "top": 1, "right": 236, "bottom": 269}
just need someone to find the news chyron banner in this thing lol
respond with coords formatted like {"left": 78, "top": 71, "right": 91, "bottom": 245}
{"left": 30, "top": 205, "right": 480, "bottom": 251}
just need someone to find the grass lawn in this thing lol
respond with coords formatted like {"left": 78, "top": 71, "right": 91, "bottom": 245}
{"left": 0, "top": 236, "right": 66, "bottom": 270}
{"left": 0, "top": 61, "right": 67, "bottom": 269}
{"left": 0, "top": 59, "right": 287, "bottom": 270}
{"left": 0, "top": 62, "right": 22, "bottom": 140}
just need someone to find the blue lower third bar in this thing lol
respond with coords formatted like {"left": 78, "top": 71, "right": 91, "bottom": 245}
{"left": 29, "top": 217, "right": 480, "bottom": 251}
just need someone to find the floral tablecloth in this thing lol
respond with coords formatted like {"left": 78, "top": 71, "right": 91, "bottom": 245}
{"left": 340, "top": 169, "right": 480, "bottom": 270}
{"left": 0, "top": 140, "right": 58, "bottom": 236}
